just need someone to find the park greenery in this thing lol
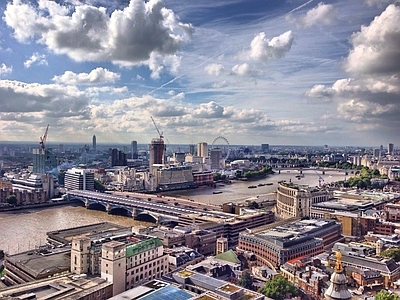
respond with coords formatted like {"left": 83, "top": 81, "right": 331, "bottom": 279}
{"left": 343, "top": 166, "right": 387, "bottom": 189}
{"left": 258, "top": 275, "right": 299, "bottom": 300}
{"left": 375, "top": 290, "right": 400, "bottom": 300}
{"left": 242, "top": 166, "right": 273, "bottom": 179}
{"left": 380, "top": 248, "right": 400, "bottom": 262}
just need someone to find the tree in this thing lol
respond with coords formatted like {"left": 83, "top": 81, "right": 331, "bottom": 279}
{"left": 258, "top": 275, "right": 298, "bottom": 300}
{"left": 94, "top": 179, "right": 106, "bottom": 192}
{"left": 375, "top": 290, "right": 400, "bottom": 300}
{"left": 238, "top": 270, "right": 253, "bottom": 289}
{"left": 6, "top": 194, "right": 17, "bottom": 205}
{"left": 380, "top": 248, "right": 400, "bottom": 262}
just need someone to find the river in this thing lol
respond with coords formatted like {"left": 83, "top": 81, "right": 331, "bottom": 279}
{"left": 0, "top": 169, "right": 347, "bottom": 255}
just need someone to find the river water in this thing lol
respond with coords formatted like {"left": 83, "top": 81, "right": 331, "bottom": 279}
{"left": 0, "top": 170, "right": 346, "bottom": 255}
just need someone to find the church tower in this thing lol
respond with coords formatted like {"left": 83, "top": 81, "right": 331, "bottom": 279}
{"left": 325, "top": 251, "right": 352, "bottom": 300}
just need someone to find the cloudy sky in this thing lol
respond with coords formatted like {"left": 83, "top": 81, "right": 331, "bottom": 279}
{"left": 0, "top": 0, "right": 399, "bottom": 147}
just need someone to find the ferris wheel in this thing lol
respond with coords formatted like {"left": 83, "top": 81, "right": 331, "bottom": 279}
{"left": 211, "top": 136, "right": 231, "bottom": 160}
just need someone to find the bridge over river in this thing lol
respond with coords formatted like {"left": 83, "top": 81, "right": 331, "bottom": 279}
{"left": 65, "top": 190, "right": 228, "bottom": 224}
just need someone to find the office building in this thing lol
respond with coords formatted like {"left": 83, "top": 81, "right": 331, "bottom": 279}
{"left": 238, "top": 219, "right": 341, "bottom": 267}
{"left": 261, "top": 143, "right": 269, "bottom": 153}
{"left": 210, "top": 148, "right": 222, "bottom": 170}
{"left": 131, "top": 140, "right": 138, "bottom": 159}
{"left": 111, "top": 148, "right": 127, "bottom": 167}
{"left": 32, "top": 148, "right": 57, "bottom": 174}
{"left": 0, "top": 274, "right": 113, "bottom": 300}
{"left": 197, "top": 142, "right": 208, "bottom": 158}
{"left": 149, "top": 138, "right": 165, "bottom": 171}
{"left": 189, "top": 144, "right": 195, "bottom": 155}
{"left": 276, "top": 182, "right": 331, "bottom": 218}
{"left": 64, "top": 168, "right": 94, "bottom": 190}
{"left": 388, "top": 143, "right": 394, "bottom": 156}
{"left": 92, "top": 134, "right": 96, "bottom": 151}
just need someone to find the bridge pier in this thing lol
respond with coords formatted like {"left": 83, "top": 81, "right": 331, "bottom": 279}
{"left": 85, "top": 199, "right": 90, "bottom": 208}
{"left": 106, "top": 203, "right": 111, "bottom": 214}
{"left": 132, "top": 208, "right": 138, "bottom": 219}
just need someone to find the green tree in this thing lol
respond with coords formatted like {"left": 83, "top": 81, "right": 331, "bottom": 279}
{"left": 6, "top": 194, "right": 17, "bottom": 205}
{"left": 258, "top": 275, "right": 298, "bottom": 300}
{"left": 375, "top": 290, "right": 400, "bottom": 300}
{"left": 380, "top": 248, "right": 400, "bottom": 262}
{"left": 238, "top": 270, "right": 253, "bottom": 289}
{"left": 94, "top": 179, "right": 106, "bottom": 192}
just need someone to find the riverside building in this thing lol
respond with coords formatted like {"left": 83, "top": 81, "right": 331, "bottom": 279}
{"left": 276, "top": 181, "right": 331, "bottom": 218}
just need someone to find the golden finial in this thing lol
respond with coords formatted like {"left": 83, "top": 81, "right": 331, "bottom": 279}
{"left": 334, "top": 251, "right": 343, "bottom": 273}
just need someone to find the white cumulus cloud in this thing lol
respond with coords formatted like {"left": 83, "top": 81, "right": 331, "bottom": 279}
{"left": 231, "top": 63, "right": 251, "bottom": 76}
{"left": 286, "top": 2, "right": 337, "bottom": 28}
{"left": 249, "top": 31, "right": 294, "bottom": 61}
{"left": 53, "top": 67, "right": 120, "bottom": 85}
{"left": 4, "top": 0, "right": 193, "bottom": 75}
{"left": 204, "top": 63, "right": 225, "bottom": 76}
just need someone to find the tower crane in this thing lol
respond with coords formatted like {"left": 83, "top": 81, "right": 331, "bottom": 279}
{"left": 40, "top": 124, "right": 49, "bottom": 150}
{"left": 150, "top": 116, "right": 163, "bottom": 141}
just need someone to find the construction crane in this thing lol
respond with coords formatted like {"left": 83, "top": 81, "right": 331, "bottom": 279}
{"left": 150, "top": 116, "right": 163, "bottom": 141}
{"left": 39, "top": 124, "right": 49, "bottom": 150}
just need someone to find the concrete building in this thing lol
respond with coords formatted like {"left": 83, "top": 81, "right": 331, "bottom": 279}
{"left": 197, "top": 142, "right": 208, "bottom": 158}
{"left": 64, "top": 168, "right": 94, "bottom": 190}
{"left": 139, "top": 225, "right": 217, "bottom": 256}
{"left": 178, "top": 210, "right": 275, "bottom": 246}
{"left": 388, "top": 143, "right": 394, "bottom": 156}
{"left": 32, "top": 148, "right": 57, "bottom": 174}
{"left": 131, "top": 140, "right": 138, "bottom": 159}
{"left": 111, "top": 148, "right": 127, "bottom": 167}
{"left": 93, "top": 134, "right": 96, "bottom": 151}
{"left": 276, "top": 182, "right": 331, "bottom": 218}
{"left": 149, "top": 139, "right": 165, "bottom": 172}
{"left": 0, "top": 275, "right": 113, "bottom": 300}
{"left": 237, "top": 219, "right": 341, "bottom": 268}
{"left": 210, "top": 148, "right": 223, "bottom": 170}
{"left": 153, "top": 165, "right": 195, "bottom": 191}
{"left": 4, "top": 245, "right": 71, "bottom": 285}
{"left": 261, "top": 143, "right": 269, "bottom": 153}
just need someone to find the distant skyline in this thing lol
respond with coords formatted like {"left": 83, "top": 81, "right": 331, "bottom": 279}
{"left": 0, "top": 0, "right": 399, "bottom": 147}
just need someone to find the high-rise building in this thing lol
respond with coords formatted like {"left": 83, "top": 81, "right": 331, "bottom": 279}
{"left": 131, "top": 140, "right": 138, "bottom": 159}
{"left": 92, "top": 135, "right": 96, "bottom": 151}
{"left": 197, "top": 142, "right": 208, "bottom": 158}
{"left": 111, "top": 148, "right": 127, "bottom": 167}
{"left": 64, "top": 168, "right": 94, "bottom": 191}
{"left": 189, "top": 144, "right": 195, "bottom": 155}
{"left": 149, "top": 139, "right": 165, "bottom": 172}
{"left": 373, "top": 148, "right": 380, "bottom": 158}
{"left": 32, "top": 148, "right": 57, "bottom": 174}
{"left": 388, "top": 143, "right": 394, "bottom": 156}
{"left": 261, "top": 144, "right": 269, "bottom": 153}
{"left": 210, "top": 148, "right": 222, "bottom": 170}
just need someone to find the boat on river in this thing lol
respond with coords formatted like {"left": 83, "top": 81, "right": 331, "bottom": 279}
{"left": 248, "top": 185, "right": 257, "bottom": 189}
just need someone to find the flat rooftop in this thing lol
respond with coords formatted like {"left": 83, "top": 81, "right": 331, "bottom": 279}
{"left": 6, "top": 246, "right": 71, "bottom": 279}
{"left": 47, "top": 222, "right": 130, "bottom": 244}
{"left": 0, "top": 275, "right": 112, "bottom": 299}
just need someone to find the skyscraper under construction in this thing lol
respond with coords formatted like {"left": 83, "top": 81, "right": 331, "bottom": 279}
{"left": 149, "top": 138, "right": 165, "bottom": 172}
